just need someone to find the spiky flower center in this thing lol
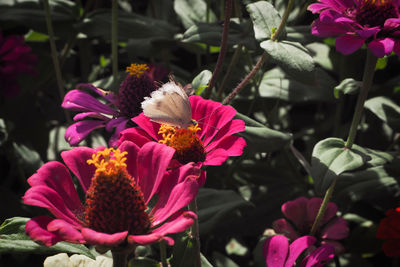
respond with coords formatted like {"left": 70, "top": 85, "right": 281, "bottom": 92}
{"left": 126, "top": 64, "right": 149, "bottom": 78}
{"left": 355, "top": 0, "right": 398, "bottom": 27}
{"left": 158, "top": 124, "right": 206, "bottom": 164}
{"left": 85, "top": 148, "right": 151, "bottom": 235}
{"left": 118, "top": 64, "right": 158, "bottom": 118}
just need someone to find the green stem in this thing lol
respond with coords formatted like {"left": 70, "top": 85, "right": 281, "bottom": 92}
{"left": 310, "top": 178, "right": 337, "bottom": 236}
{"left": 111, "top": 250, "right": 128, "bottom": 267}
{"left": 189, "top": 199, "right": 201, "bottom": 267}
{"left": 43, "top": 0, "right": 71, "bottom": 123}
{"left": 345, "top": 50, "right": 378, "bottom": 149}
{"left": 271, "top": 0, "right": 294, "bottom": 42}
{"left": 112, "top": 0, "right": 119, "bottom": 89}
{"left": 204, "top": 0, "right": 233, "bottom": 99}
{"left": 160, "top": 241, "right": 168, "bottom": 267}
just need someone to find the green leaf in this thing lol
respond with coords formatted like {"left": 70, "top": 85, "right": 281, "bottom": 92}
{"left": 214, "top": 251, "right": 240, "bottom": 267}
{"left": 197, "top": 189, "right": 253, "bottom": 235}
{"left": 376, "top": 57, "right": 388, "bottom": 70}
{"left": 180, "top": 20, "right": 257, "bottom": 50}
{"left": 238, "top": 126, "right": 292, "bottom": 153}
{"left": 365, "top": 96, "right": 400, "bottom": 131}
{"left": 174, "top": 0, "right": 217, "bottom": 29}
{"left": 311, "top": 138, "right": 393, "bottom": 193}
{"left": 246, "top": 1, "right": 283, "bottom": 41}
{"left": 334, "top": 78, "right": 361, "bottom": 99}
{"left": 78, "top": 9, "right": 178, "bottom": 41}
{"left": 306, "top": 42, "right": 333, "bottom": 70}
{"left": 0, "top": 217, "right": 95, "bottom": 258}
{"left": 260, "top": 40, "right": 315, "bottom": 84}
{"left": 192, "top": 70, "right": 212, "bottom": 95}
{"left": 234, "top": 112, "right": 264, "bottom": 127}
{"left": 258, "top": 67, "right": 335, "bottom": 102}
{"left": 24, "top": 30, "right": 49, "bottom": 42}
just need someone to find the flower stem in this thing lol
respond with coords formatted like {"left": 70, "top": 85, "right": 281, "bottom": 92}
{"left": 111, "top": 250, "right": 128, "bottom": 267}
{"left": 189, "top": 199, "right": 201, "bottom": 267}
{"left": 160, "top": 241, "right": 168, "bottom": 267}
{"left": 112, "top": 0, "right": 119, "bottom": 89}
{"left": 204, "top": 0, "right": 233, "bottom": 99}
{"left": 345, "top": 50, "right": 378, "bottom": 149}
{"left": 310, "top": 178, "right": 337, "bottom": 236}
{"left": 43, "top": 0, "right": 71, "bottom": 123}
{"left": 222, "top": 0, "right": 293, "bottom": 105}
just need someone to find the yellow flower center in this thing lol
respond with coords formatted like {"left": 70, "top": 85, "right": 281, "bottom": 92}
{"left": 87, "top": 148, "right": 128, "bottom": 176}
{"left": 158, "top": 124, "right": 206, "bottom": 164}
{"left": 125, "top": 63, "right": 149, "bottom": 78}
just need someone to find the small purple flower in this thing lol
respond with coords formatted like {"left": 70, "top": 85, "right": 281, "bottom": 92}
{"left": 62, "top": 64, "right": 167, "bottom": 147}
{"left": 263, "top": 235, "right": 335, "bottom": 267}
{"left": 308, "top": 0, "right": 400, "bottom": 57}
{"left": 272, "top": 197, "right": 349, "bottom": 254}
{"left": 0, "top": 31, "right": 37, "bottom": 97}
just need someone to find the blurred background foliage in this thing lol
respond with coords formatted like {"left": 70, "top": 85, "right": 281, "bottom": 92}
{"left": 0, "top": 0, "right": 400, "bottom": 266}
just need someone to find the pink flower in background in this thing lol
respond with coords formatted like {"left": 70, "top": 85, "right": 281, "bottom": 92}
{"left": 0, "top": 31, "right": 37, "bottom": 97}
{"left": 118, "top": 95, "right": 246, "bottom": 185}
{"left": 273, "top": 197, "right": 349, "bottom": 254}
{"left": 62, "top": 64, "right": 166, "bottom": 146}
{"left": 263, "top": 235, "right": 334, "bottom": 267}
{"left": 308, "top": 0, "right": 400, "bottom": 57}
{"left": 376, "top": 207, "right": 400, "bottom": 257}
{"left": 23, "top": 141, "right": 200, "bottom": 248}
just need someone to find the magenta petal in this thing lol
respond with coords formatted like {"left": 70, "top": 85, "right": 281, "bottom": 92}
{"left": 285, "top": 236, "right": 316, "bottom": 267}
{"left": 320, "top": 217, "right": 349, "bottom": 240}
{"left": 106, "top": 118, "right": 129, "bottom": 147}
{"left": 151, "top": 210, "right": 196, "bottom": 239}
{"left": 204, "top": 119, "right": 245, "bottom": 151}
{"left": 204, "top": 148, "right": 229, "bottom": 166}
{"left": 23, "top": 186, "right": 81, "bottom": 226}
{"left": 77, "top": 83, "right": 119, "bottom": 106}
{"left": 65, "top": 120, "right": 105, "bottom": 146}
{"left": 128, "top": 233, "right": 163, "bottom": 246}
{"left": 118, "top": 127, "right": 153, "bottom": 147}
{"left": 272, "top": 219, "right": 299, "bottom": 241}
{"left": 207, "top": 136, "right": 246, "bottom": 157}
{"left": 132, "top": 113, "right": 161, "bottom": 141}
{"left": 368, "top": 38, "right": 395, "bottom": 58}
{"left": 118, "top": 141, "right": 140, "bottom": 179}
{"left": 355, "top": 27, "right": 380, "bottom": 38}
{"left": 321, "top": 240, "right": 345, "bottom": 254}
{"left": 25, "top": 216, "right": 63, "bottom": 246}
{"left": 80, "top": 228, "right": 128, "bottom": 246}
{"left": 151, "top": 176, "right": 199, "bottom": 226}
{"left": 137, "top": 142, "right": 175, "bottom": 203}
{"left": 394, "top": 41, "right": 400, "bottom": 55}
{"left": 282, "top": 197, "right": 308, "bottom": 232}
{"left": 303, "top": 244, "right": 335, "bottom": 267}
{"left": 27, "top": 161, "right": 82, "bottom": 212}
{"left": 335, "top": 35, "right": 365, "bottom": 55}
{"left": 61, "top": 147, "right": 96, "bottom": 192}
{"left": 263, "top": 235, "right": 289, "bottom": 267}
{"left": 73, "top": 112, "right": 109, "bottom": 121}
{"left": 311, "top": 20, "right": 348, "bottom": 37}
{"left": 62, "top": 89, "right": 117, "bottom": 115}
{"left": 47, "top": 219, "right": 84, "bottom": 243}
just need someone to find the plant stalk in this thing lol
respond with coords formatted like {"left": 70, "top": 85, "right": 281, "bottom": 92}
{"left": 345, "top": 50, "right": 378, "bottom": 149}
{"left": 310, "top": 178, "right": 337, "bottom": 236}
{"left": 204, "top": 0, "right": 233, "bottom": 99}
{"left": 112, "top": 0, "right": 119, "bottom": 89}
{"left": 111, "top": 250, "right": 128, "bottom": 267}
{"left": 43, "top": 0, "right": 71, "bottom": 123}
{"left": 222, "top": 0, "right": 294, "bottom": 105}
{"left": 160, "top": 241, "right": 168, "bottom": 267}
{"left": 189, "top": 199, "right": 201, "bottom": 267}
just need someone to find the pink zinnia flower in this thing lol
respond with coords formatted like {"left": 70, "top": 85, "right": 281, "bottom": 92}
{"left": 0, "top": 31, "right": 37, "bottom": 97}
{"left": 62, "top": 64, "right": 166, "bottom": 146}
{"left": 272, "top": 197, "right": 349, "bottom": 254}
{"left": 263, "top": 235, "right": 335, "bottom": 267}
{"left": 23, "top": 141, "right": 200, "bottom": 248}
{"left": 118, "top": 95, "right": 246, "bottom": 185}
{"left": 308, "top": 0, "right": 400, "bottom": 57}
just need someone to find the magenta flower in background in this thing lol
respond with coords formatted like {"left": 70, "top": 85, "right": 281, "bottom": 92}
{"left": 263, "top": 235, "right": 335, "bottom": 267}
{"left": 308, "top": 0, "right": 400, "bottom": 57}
{"left": 62, "top": 64, "right": 166, "bottom": 146}
{"left": 23, "top": 141, "right": 200, "bottom": 248}
{"left": 273, "top": 197, "right": 349, "bottom": 254}
{"left": 0, "top": 31, "right": 37, "bottom": 97}
{"left": 118, "top": 95, "right": 246, "bottom": 185}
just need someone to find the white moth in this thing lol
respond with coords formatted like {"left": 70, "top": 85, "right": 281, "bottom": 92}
{"left": 141, "top": 81, "right": 195, "bottom": 128}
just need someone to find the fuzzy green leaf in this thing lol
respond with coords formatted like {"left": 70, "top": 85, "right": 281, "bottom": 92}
{"left": 365, "top": 96, "right": 400, "bottom": 131}
{"left": 174, "top": 0, "right": 217, "bottom": 29}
